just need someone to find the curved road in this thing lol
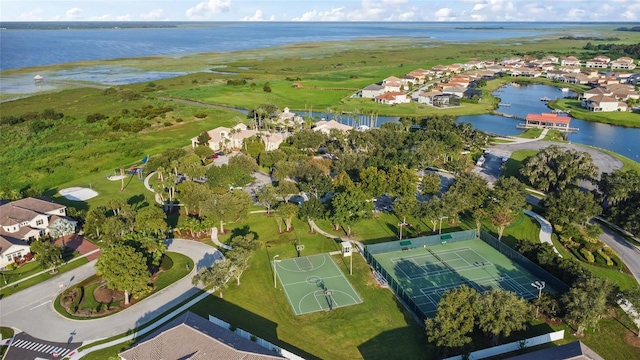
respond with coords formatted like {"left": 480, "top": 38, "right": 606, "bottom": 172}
{"left": 0, "top": 239, "right": 221, "bottom": 343}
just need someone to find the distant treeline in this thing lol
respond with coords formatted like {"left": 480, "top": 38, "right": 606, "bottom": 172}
{"left": 615, "top": 26, "right": 640, "bottom": 32}
{"left": 559, "top": 36, "right": 620, "bottom": 41}
{"left": 583, "top": 42, "right": 640, "bottom": 59}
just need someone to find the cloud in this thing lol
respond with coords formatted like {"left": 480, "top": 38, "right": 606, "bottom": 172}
{"left": 293, "top": 7, "right": 347, "bottom": 21}
{"left": 89, "top": 14, "right": 113, "bottom": 21}
{"left": 18, "top": 9, "right": 45, "bottom": 21}
{"left": 65, "top": 7, "right": 83, "bottom": 20}
{"left": 140, "top": 9, "right": 165, "bottom": 21}
{"left": 434, "top": 8, "right": 456, "bottom": 21}
{"left": 186, "top": 0, "right": 231, "bottom": 20}
{"left": 382, "top": 0, "right": 409, "bottom": 4}
{"left": 242, "top": 9, "right": 275, "bottom": 21}
{"left": 116, "top": 14, "right": 133, "bottom": 21}
{"left": 566, "top": 8, "right": 586, "bottom": 20}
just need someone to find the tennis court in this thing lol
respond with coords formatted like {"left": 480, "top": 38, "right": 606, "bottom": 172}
{"left": 371, "top": 238, "right": 552, "bottom": 318}
{"left": 275, "top": 253, "right": 363, "bottom": 315}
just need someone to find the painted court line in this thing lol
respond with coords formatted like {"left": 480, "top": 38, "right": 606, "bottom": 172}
{"left": 280, "top": 274, "right": 345, "bottom": 287}
{"left": 327, "top": 253, "right": 363, "bottom": 303}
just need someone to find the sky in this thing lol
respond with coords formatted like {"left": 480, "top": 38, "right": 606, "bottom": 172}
{"left": 1, "top": 0, "right": 639, "bottom": 22}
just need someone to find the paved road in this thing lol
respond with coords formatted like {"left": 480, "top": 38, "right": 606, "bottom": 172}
{"left": 475, "top": 140, "right": 623, "bottom": 188}
{"left": 0, "top": 239, "right": 221, "bottom": 343}
{"left": 596, "top": 224, "right": 640, "bottom": 283}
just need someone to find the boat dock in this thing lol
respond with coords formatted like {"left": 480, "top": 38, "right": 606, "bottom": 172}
{"left": 540, "top": 97, "right": 552, "bottom": 102}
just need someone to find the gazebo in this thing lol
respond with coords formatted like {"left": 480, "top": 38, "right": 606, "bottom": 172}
{"left": 33, "top": 74, "right": 44, "bottom": 83}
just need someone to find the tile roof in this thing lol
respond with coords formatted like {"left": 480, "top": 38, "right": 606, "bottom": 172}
{"left": 119, "top": 312, "right": 284, "bottom": 360}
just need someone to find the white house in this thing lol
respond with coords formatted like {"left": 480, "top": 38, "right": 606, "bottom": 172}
{"left": 585, "top": 55, "right": 610, "bottom": 68}
{"left": 561, "top": 56, "right": 581, "bottom": 67}
{"left": 275, "top": 107, "right": 304, "bottom": 129}
{"left": 417, "top": 90, "right": 443, "bottom": 105}
{"left": 313, "top": 120, "right": 353, "bottom": 134}
{"left": 191, "top": 124, "right": 258, "bottom": 152}
{"left": 0, "top": 198, "right": 74, "bottom": 268}
{"left": 583, "top": 95, "right": 627, "bottom": 112}
{"left": 361, "top": 84, "right": 385, "bottom": 99}
{"left": 611, "top": 57, "right": 637, "bottom": 70}
{"left": 374, "top": 92, "right": 410, "bottom": 105}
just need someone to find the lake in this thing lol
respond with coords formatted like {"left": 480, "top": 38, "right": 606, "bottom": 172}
{"left": 0, "top": 21, "right": 599, "bottom": 72}
{"left": 457, "top": 84, "right": 640, "bottom": 160}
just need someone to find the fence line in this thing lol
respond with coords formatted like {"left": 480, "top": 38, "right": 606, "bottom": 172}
{"left": 208, "top": 315, "right": 305, "bottom": 360}
{"left": 443, "top": 330, "right": 565, "bottom": 360}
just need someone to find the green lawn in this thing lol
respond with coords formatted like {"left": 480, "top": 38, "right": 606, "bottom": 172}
{"left": 185, "top": 213, "right": 429, "bottom": 360}
{"left": 0, "top": 258, "right": 88, "bottom": 298}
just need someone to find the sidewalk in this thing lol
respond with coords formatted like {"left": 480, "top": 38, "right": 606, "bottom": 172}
{"left": 0, "top": 248, "right": 101, "bottom": 291}
{"left": 523, "top": 210, "right": 561, "bottom": 257}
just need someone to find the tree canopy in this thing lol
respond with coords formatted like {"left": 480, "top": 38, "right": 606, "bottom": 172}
{"left": 96, "top": 243, "right": 151, "bottom": 305}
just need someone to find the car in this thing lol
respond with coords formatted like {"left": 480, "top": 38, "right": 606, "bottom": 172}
{"left": 215, "top": 151, "right": 225, "bottom": 156}
{"left": 209, "top": 154, "right": 218, "bottom": 159}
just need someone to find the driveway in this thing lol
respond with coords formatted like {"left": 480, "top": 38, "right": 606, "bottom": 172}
{"left": 0, "top": 239, "right": 221, "bottom": 343}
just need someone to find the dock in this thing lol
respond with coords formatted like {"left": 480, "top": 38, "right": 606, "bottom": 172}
{"left": 498, "top": 103, "right": 511, "bottom": 107}
{"left": 540, "top": 97, "right": 552, "bottom": 102}
{"left": 493, "top": 111, "right": 525, "bottom": 120}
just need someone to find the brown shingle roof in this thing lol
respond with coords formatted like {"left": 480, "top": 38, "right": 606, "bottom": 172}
{"left": 0, "top": 198, "right": 64, "bottom": 226}
{"left": 119, "top": 312, "right": 284, "bottom": 360}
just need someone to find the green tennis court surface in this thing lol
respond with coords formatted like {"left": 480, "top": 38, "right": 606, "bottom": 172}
{"left": 276, "top": 253, "right": 363, "bottom": 315}
{"left": 372, "top": 238, "right": 551, "bottom": 318}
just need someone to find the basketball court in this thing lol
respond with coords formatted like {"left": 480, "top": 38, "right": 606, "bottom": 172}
{"left": 275, "top": 253, "right": 362, "bottom": 316}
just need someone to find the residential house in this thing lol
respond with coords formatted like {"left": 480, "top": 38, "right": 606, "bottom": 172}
{"left": 374, "top": 92, "right": 410, "bottom": 105}
{"left": 583, "top": 95, "right": 627, "bottom": 112}
{"left": 611, "top": 57, "right": 637, "bottom": 70}
{"left": 407, "top": 68, "right": 428, "bottom": 83}
{"left": 561, "top": 56, "right": 581, "bottom": 67}
{"left": 585, "top": 55, "right": 610, "bottom": 68}
{"left": 430, "top": 65, "right": 450, "bottom": 78}
{"left": 510, "top": 68, "right": 542, "bottom": 78}
{"left": 0, "top": 197, "right": 75, "bottom": 268}
{"left": 262, "top": 132, "right": 286, "bottom": 151}
{"left": 463, "top": 88, "right": 483, "bottom": 99}
{"left": 506, "top": 341, "right": 603, "bottom": 360}
{"left": 581, "top": 87, "right": 612, "bottom": 101}
{"left": 361, "top": 84, "right": 386, "bottom": 99}
{"left": 313, "top": 120, "right": 353, "bottom": 134}
{"left": 191, "top": 124, "right": 258, "bottom": 152}
{"left": 432, "top": 94, "right": 461, "bottom": 107}
{"left": 381, "top": 76, "right": 403, "bottom": 92}
{"left": 417, "top": 90, "right": 443, "bottom": 105}
{"left": 545, "top": 70, "right": 566, "bottom": 81}
{"left": 440, "top": 85, "right": 466, "bottom": 98}
{"left": 275, "top": 107, "right": 304, "bottom": 129}
{"left": 562, "top": 73, "right": 591, "bottom": 85}
{"left": 447, "top": 64, "right": 462, "bottom": 73}
{"left": 119, "top": 312, "right": 285, "bottom": 360}
{"left": 463, "top": 60, "right": 485, "bottom": 71}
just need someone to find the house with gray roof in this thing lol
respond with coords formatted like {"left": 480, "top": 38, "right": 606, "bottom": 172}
{"left": 506, "top": 341, "right": 603, "bottom": 360}
{"left": 0, "top": 197, "right": 75, "bottom": 268}
{"left": 119, "top": 311, "right": 286, "bottom": 360}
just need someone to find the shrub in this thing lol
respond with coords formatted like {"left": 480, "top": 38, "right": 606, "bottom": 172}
{"left": 194, "top": 113, "right": 208, "bottom": 119}
{"left": 579, "top": 248, "right": 595, "bottom": 263}
{"left": 263, "top": 82, "right": 272, "bottom": 93}
{"left": 86, "top": 113, "right": 108, "bottom": 123}
{"left": 229, "top": 325, "right": 237, "bottom": 332}
{"left": 250, "top": 335, "right": 257, "bottom": 342}
{"left": 163, "top": 121, "right": 173, "bottom": 127}
{"left": 175, "top": 118, "right": 184, "bottom": 123}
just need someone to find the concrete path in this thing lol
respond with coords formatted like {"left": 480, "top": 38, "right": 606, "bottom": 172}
{"left": 523, "top": 210, "right": 561, "bottom": 257}
{"left": 307, "top": 219, "right": 364, "bottom": 253}
{"left": 0, "top": 239, "right": 221, "bottom": 344}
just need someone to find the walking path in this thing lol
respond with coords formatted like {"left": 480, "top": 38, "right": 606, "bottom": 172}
{"left": 307, "top": 220, "right": 364, "bottom": 254}
{"left": 0, "top": 239, "right": 222, "bottom": 348}
{"left": 523, "top": 210, "right": 561, "bottom": 257}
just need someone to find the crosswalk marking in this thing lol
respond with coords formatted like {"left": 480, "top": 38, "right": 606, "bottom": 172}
{"left": 9, "top": 338, "right": 73, "bottom": 357}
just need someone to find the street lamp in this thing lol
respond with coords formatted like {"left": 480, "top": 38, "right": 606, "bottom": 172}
{"left": 438, "top": 216, "right": 448, "bottom": 235}
{"left": 531, "top": 280, "right": 545, "bottom": 299}
{"left": 273, "top": 255, "right": 280, "bottom": 288}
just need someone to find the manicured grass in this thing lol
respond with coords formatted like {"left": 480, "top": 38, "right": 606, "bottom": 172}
{"left": 553, "top": 98, "right": 640, "bottom": 128}
{"left": 184, "top": 213, "right": 428, "bottom": 360}
{"left": 516, "top": 128, "right": 543, "bottom": 139}
{"left": 0, "top": 258, "right": 88, "bottom": 298}
{"left": 54, "top": 251, "right": 192, "bottom": 320}
{"left": 502, "top": 149, "right": 539, "bottom": 180}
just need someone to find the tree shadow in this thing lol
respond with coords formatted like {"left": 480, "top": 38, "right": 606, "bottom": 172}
{"left": 127, "top": 194, "right": 148, "bottom": 210}
{"left": 230, "top": 225, "right": 259, "bottom": 241}
{"left": 196, "top": 251, "right": 222, "bottom": 271}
